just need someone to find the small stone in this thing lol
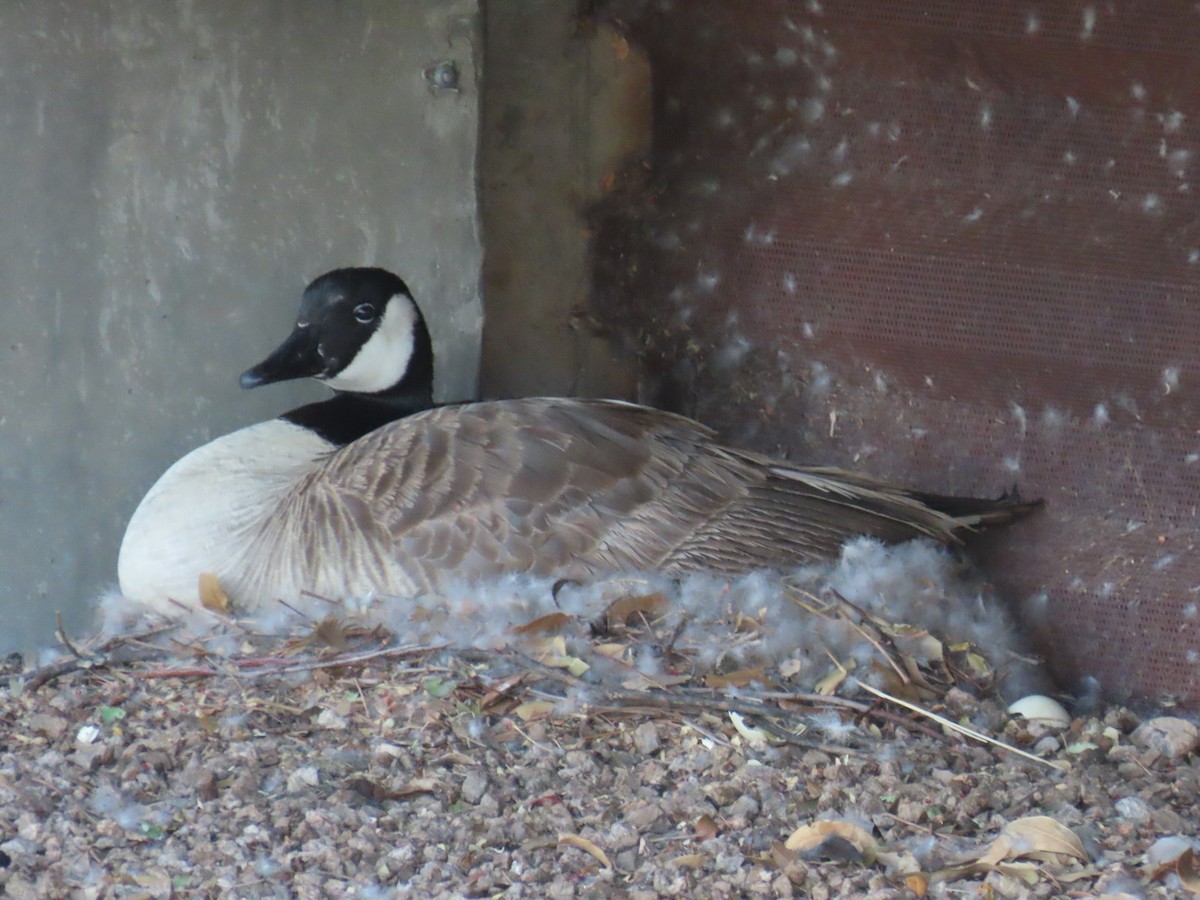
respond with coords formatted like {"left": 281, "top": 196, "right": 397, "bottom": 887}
{"left": 1033, "top": 735, "right": 1061, "bottom": 756}
{"left": 69, "top": 742, "right": 114, "bottom": 772}
{"left": 727, "top": 793, "right": 759, "bottom": 819}
{"left": 772, "top": 872, "right": 795, "bottom": 896}
{"left": 461, "top": 770, "right": 488, "bottom": 805}
{"left": 633, "top": 722, "right": 661, "bottom": 756}
{"left": 1131, "top": 717, "right": 1199, "bottom": 759}
{"left": 1113, "top": 796, "right": 1152, "bottom": 823}
{"left": 287, "top": 766, "right": 320, "bottom": 792}
{"left": 608, "top": 822, "right": 639, "bottom": 851}
{"left": 316, "top": 708, "right": 348, "bottom": 730}
{"left": 3, "top": 875, "right": 39, "bottom": 900}
{"left": 1146, "top": 834, "right": 1196, "bottom": 869}
{"left": 1151, "top": 805, "right": 1188, "bottom": 834}
{"left": 184, "top": 763, "right": 218, "bottom": 802}
{"left": 623, "top": 800, "right": 663, "bottom": 830}
{"left": 27, "top": 713, "right": 68, "bottom": 740}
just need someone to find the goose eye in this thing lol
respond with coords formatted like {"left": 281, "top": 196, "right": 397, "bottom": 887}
{"left": 353, "top": 303, "right": 377, "bottom": 324}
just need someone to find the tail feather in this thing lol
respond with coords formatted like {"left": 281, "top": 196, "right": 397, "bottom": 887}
{"left": 906, "top": 485, "right": 1045, "bottom": 528}
{"left": 667, "top": 463, "right": 1044, "bottom": 574}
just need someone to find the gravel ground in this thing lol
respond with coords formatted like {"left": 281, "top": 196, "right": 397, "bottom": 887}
{"left": 2, "top": 594, "right": 1198, "bottom": 899}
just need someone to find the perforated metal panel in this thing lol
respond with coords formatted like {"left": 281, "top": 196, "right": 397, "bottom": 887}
{"left": 592, "top": 0, "right": 1200, "bottom": 707}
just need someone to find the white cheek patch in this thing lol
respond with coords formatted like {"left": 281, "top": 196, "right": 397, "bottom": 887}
{"left": 323, "top": 294, "right": 417, "bottom": 393}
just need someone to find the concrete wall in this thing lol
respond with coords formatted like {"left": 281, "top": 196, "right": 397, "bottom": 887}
{"left": 0, "top": 0, "right": 482, "bottom": 654}
{"left": 480, "top": 1, "right": 648, "bottom": 401}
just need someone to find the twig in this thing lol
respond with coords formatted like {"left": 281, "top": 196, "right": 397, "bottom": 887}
{"left": 298, "top": 589, "right": 344, "bottom": 608}
{"left": 829, "top": 589, "right": 911, "bottom": 686}
{"left": 23, "top": 625, "right": 181, "bottom": 691}
{"left": 237, "top": 643, "right": 442, "bottom": 677}
{"left": 54, "top": 611, "right": 87, "bottom": 660}
{"left": 274, "top": 598, "right": 317, "bottom": 621}
{"left": 855, "top": 680, "right": 1069, "bottom": 771}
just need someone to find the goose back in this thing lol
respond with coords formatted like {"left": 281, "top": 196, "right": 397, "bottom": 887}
{"left": 221, "top": 397, "right": 1012, "bottom": 606}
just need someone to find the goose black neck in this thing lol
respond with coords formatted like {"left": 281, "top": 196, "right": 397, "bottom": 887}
{"left": 282, "top": 387, "right": 433, "bottom": 446}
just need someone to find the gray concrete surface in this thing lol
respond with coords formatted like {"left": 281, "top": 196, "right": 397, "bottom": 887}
{"left": 0, "top": 1, "right": 482, "bottom": 654}
{"left": 480, "top": 2, "right": 648, "bottom": 401}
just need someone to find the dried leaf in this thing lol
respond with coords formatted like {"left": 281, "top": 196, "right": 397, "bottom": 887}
{"left": 977, "top": 816, "right": 1086, "bottom": 868}
{"left": 529, "top": 635, "right": 568, "bottom": 662}
{"left": 314, "top": 614, "right": 348, "bottom": 650}
{"left": 620, "top": 671, "right": 690, "bottom": 691}
{"left": 729, "top": 711, "right": 770, "bottom": 749}
{"left": 198, "top": 572, "right": 231, "bottom": 614}
{"left": 392, "top": 777, "right": 440, "bottom": 798}
{"left": 733, "top": 610, "right": 763, "bottom": 633}
{"left": 1172, "top": 848, "right": 1200, "bottom": 891}
{"left": 558, "top": 833, "right": 612, "bottom": 869}
{"left": 995, "top": 861, "right": 1042, "bottom": 884}
{"left": 705, "top": 667, "right": 773, "bottom": 689}
{"left": 605, "top": 593, "right": 667, "bottom": 629}
{"left": 769, "top": 841, "right": 809, "bottom": 885}
{"left": 814, "top": 665, "right": 847, "bottom": 695}
{"left": 1147, "top": 842, "right": 1200, "bottom": 890}
{"left": 480, "top": 674, "right": 525, "bottom": 710}
{"left": 346, "top": 777, "right": 398, "bottom": 803}
{"left": 785, "top": 820, "right": 877, "bottom": 863}
{"left": 694, "top": 815, "right": 720, "bottom": 841}
{"left": 528, "top": 635, "right": 590, "bottom": 676}
{"left": 594, "top": 642, "right": 628, "bottom": 661}
{"left": 510, "top": 612, "right": 572, "bottom": 635}
{"left": 779, "top": 658, "right": 805, "bottom": 678}
{"left": 514, "top": 700, "right": 556, "bottom": 722}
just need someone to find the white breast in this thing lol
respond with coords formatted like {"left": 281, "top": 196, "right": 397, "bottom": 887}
{"left": 117, "top": 420, "right": 333, "bottom": 614}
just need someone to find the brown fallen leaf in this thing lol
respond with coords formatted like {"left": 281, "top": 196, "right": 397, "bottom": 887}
{"left": 785, "top": 820, "right": 878, "bottom": 863}
{"left": 930, "top": 815, "right": 1088, "bottom": 885}
{"left": 528, "top": 635, "right": 568, "bottom": 663}
{"left": 705, "top": 667, "right": 774, "bottom": 689}
{"left": 198, "top": 572, "right": 231, "bottom": 614}
{"left": 510, "top": 612, "right": 572, "bottom": 635}
{"left": 345, "top": 777, "right": 399, "bottom": 803}
{"left": 978, "top": 815, "right": 1086, "bottom": 868}
{"left": 620, "top": 671, "right": 691, "bottom": 691}
{"left": 814, "top": 664, "right": 848, "bottom": 696}
{"left": 768, "top": 842, "right": 809, "bottom": 886}
{"left": 479, "top": 674, "right": 526, "bottom": 710}
{"left": 514, "top": 700, "right": 557, "bottom": 722}
{"left": 694, "top": 814, "right": 720, "bottom": 841}
{"left": 558, "top": 833, "right": 612, "bottom": 869}
{"left": 593, "top": 642, "right": 628, "bottom": 661}
{"left": 604, "top": 593, "right": 667, "bottom": 630}
{"left": 1147, "top": 844, "right": 1200, "bottom": 892}
{"left": 314, "top": 614, "right": 348, "bottom": 649}
{"left": 392, "top": 777, "right": 441, "bottom": 799}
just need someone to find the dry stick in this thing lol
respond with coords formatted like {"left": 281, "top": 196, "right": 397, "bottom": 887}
{"left": 236, "top": 643, "right": 442, "bottom": 677}
{"left": 855, "top": 680, "right": 1069, "bottom": 771}
{"left": 829, "top": 589, "right": 912, "bottom": 686}
{"left": 53, "top": 611, "right": 87, "bottom": 660}
{"left": 299, "top": 589, "right": 344, "bottom": 607}
{"left": 24, "top": 624, "right": 181, "bottom": 691}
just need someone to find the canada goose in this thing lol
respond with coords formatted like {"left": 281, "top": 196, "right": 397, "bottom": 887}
{"left": 117, "top": 267, "right": 1039, "bottom": 614}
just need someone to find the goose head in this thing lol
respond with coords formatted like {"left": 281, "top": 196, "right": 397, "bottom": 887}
{"left": 240, "top": 267, "right": 434, "bottom": 411}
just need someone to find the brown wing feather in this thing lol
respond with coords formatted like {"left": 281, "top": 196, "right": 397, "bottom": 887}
{"left": 282, "top": 397, "right": 1031, "bottom": 593}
